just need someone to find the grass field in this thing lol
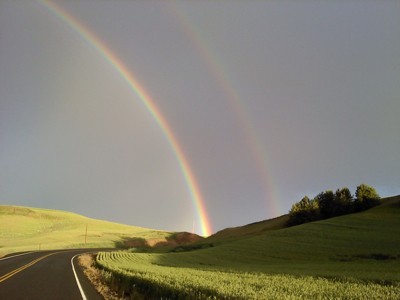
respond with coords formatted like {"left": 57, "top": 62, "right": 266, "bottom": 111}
{"left": 0, "top": 205, "right": 170, "bottom": 257}
{"left": 96, "top": 195, "right": 400, "bottom": 299}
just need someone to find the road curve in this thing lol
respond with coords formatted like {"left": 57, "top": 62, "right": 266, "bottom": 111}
{"left": 0, "top": 249, "right": 103, "bottom": 300}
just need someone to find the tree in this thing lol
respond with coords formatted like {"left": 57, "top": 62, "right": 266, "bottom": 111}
{"left": 334, "top": 187, "right": 353, "bottom": 215}
{"left": 288, "top": 196, "right": 320, "bottom": 226}
{"left": 315, "top": 190, "right": 335, "bottom": 218}
{"left": 355, "top": 184, "right": 380, "bottom": 211}
{"left": 290, "top": 196, "right": 311, "bottom": 213}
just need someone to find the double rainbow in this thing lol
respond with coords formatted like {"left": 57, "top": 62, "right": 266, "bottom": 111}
{"left": 39, "top": 0, "right": 212, "bottom": 236}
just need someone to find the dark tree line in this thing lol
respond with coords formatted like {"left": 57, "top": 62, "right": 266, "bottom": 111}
{"left": 288, "top": 184, "right": 381, "bottom": 226}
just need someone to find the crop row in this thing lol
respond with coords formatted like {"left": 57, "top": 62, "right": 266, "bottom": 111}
{"left": 96, "top": 251, "right": 399, "bottom": 299}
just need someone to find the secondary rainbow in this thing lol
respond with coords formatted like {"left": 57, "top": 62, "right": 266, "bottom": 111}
{"left": 168, "top": 4, "right": 280, "bottom": 217}
{"left": 39, "top": 0, "right": 212, "bottom": 236}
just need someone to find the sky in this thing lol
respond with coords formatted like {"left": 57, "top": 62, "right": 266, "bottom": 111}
{"left": 1, "top": 0, "right": 399, "bottom": 235}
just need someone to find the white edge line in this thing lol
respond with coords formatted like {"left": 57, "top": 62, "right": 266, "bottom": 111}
{"left": 0, "top": 251, "right": 35, "bottom": 261}
{"left": 71, "top": 254, "right": 88, "bottom": 300}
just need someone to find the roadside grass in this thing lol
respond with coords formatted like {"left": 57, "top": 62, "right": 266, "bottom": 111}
{"left": 97, "top": 252, "right": 399, "bottom": 299}
{"left": 0, "top": 205, "right": 170, "bottom": 257}
{"left": 78, "top": 254, "right": 121, "bottom": 300}
{"left": 96, "top": 196, "right": 400, "bottom": 298}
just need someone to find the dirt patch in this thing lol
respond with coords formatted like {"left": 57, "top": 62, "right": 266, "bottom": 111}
{"left": 116, "top": 232, "right": 205, "bottom": 249}
{"left": 170, "top": 232, "right": 204, "bottom": 244}
{"left": 78, "top": 254, "right": 122, "bottom": 300}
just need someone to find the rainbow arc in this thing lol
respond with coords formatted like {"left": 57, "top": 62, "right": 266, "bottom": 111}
{"left": 39, "top": 0, "right": 212, "bottom": 236}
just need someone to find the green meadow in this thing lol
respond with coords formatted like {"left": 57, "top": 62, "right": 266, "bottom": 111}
{"left": 1, "top": 197, "right": 399, "bottom": 298}
{"left": 96, "top": 196, "right": 400, "bottom": 299}
{"left": 0, "top": 205, "right": 170, "bottom": 257}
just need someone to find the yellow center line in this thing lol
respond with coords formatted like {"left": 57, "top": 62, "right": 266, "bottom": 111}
{"left": 0, "top": 252, "right": 60, "bottom": 283}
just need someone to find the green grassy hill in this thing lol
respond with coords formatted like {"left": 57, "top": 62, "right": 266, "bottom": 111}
{"left": 155, "top": 195, "right": 400, "bottom": 282}
{"left": 0, "top": 205, "right": 172, "bottom": 257}
{"left": 207, "top": 214, "right": 289, "bottom": 243}
{"left": 95, "top": 196, "right": 400, "bottom": 298}
{"left": 3, "top": 196, "right": 399, "bottom": 279}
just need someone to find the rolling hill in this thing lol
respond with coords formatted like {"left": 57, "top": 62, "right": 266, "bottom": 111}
{"left": 94, "top": 195, "right": 400, "bottom": 298}
{"left": 2, "top": 195, "right": 399, "bottom": 281}
{"left": 0, "top": 205, "right": 199, "bottom": 257}
{"left": 207, "top": 214, "right": 289, "bottom": 243}
{"left": 156, "top": 195, "right": 400, "bottom": 282}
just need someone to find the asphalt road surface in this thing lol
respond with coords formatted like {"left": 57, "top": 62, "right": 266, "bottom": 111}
{"left": 0, "top": 249, "right": 103, "bottom": 300}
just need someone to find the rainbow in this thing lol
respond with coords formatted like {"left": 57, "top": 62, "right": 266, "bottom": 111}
{"left": 38, "top": 0, "right": 212, "bottom": 236}
{"left": 168, "top": 4, "right": 280, "bottom": 216}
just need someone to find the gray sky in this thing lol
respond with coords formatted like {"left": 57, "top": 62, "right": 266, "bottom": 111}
{"left": 1, "top": 0, "right": 399, "bottom": 235}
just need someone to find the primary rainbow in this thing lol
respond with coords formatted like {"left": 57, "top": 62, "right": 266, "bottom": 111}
{"left": 39, "top": 0, "right": 212, "bottom": 236}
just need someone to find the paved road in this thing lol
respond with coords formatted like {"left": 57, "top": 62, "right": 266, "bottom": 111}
{"left": 0, "top": 249, "right": 103, "bottom": 300}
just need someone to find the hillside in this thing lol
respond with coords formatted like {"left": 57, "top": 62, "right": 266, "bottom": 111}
{"left": 207, "top": 214, "right": 289, "bottom": 243}
{"left": 155, "top": 195, "right": 400, "bottom": 282}
{"left": 207, "top": 194, "right": 399, "bottom": 243}
{"left": 0, "top": 205, "right": 190, "bottom": 257}
{"left": 94, "top": 196, "right": 400, "bottom": 298}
